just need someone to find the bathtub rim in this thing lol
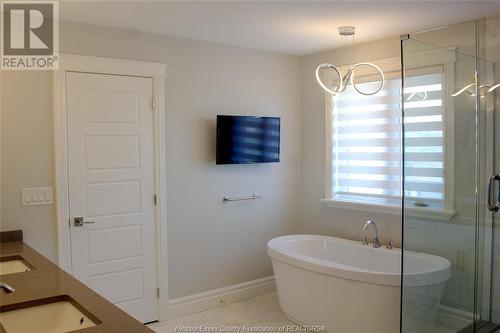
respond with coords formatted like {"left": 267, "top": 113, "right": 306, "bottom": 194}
{"left": 267, "top": 234, "right": 451, "bottom": 287}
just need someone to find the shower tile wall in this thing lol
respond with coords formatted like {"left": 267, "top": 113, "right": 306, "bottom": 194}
{"left": 405, "top": 217, "right": 476, "bottom": 311}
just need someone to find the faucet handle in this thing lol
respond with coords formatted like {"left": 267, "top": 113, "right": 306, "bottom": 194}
{"left": 386, "top": 239, "right": 396, "bottom": 249}
{"left": 362, "top": 235, "right": 368, "bottom": 245}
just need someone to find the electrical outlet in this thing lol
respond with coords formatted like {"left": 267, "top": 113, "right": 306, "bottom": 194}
{"left": 22, "top": 187, "right": 53, "bottom": 206}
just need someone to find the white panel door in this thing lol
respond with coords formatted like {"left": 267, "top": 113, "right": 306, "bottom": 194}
{"left": 66, "top": 72, "right": 158, "bottom": 323}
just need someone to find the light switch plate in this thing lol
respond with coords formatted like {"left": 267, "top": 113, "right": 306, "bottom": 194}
{"left": 22, "top": 187, "right": 53, "bottom": 206}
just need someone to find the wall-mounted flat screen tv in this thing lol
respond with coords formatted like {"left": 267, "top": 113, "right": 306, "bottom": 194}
{"left": 216, "top": 115, "right": 280, "bottom": 165}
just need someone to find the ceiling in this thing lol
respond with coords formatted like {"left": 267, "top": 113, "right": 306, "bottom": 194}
{"left": 59, "top": 1, "right": 500, "bottom": 55}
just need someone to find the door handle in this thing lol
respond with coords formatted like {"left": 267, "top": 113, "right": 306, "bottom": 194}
{"left": 487, "top": 173, "right": 500, "bottom": 213}
{"left": 73, "top": 217, "right": 95, "bottom": 227}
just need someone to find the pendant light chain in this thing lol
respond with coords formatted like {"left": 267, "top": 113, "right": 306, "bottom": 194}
{"left": 351, "top": 34, "right": 355, "bottom": 64}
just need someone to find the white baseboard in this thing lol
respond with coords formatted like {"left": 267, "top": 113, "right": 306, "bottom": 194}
{"left": 435, "top": 305, "right": 473, "bottom": 330}
{"left": 166, "top": 276, "right": 276, "bottom": 320}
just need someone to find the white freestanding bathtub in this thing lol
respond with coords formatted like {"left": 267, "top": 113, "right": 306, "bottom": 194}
{"left": 267, "top": 235, "right": 451, "bottom": 333}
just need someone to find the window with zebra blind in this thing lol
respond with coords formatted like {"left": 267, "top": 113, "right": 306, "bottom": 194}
{"left": 325, "top": 66, "right": 452, "bottom": 212}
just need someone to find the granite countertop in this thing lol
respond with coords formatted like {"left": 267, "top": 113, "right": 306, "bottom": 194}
{"left": 0, "top": 241, "right": 154, "bottom": 332}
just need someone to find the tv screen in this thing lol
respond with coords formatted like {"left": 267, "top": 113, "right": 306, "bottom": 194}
{"left": 216, "top": 115, "right": 280, "bottom": 165}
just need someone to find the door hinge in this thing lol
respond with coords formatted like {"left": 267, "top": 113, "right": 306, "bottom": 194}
{"left": 157, "top": 287, "right": 160, "bottom": 298}
{"left": 154, "top": 194, "right": 157, "bottom": 206}
{"left": 152, "top": 98, "right": 156, "bottom": 110}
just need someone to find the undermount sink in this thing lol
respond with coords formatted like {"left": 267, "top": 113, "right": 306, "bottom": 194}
{"left": 0, "top": 297, "right": 99, "bottom": 333}
{"left": 0, "top": 256, "right": 33, "bottom": 275}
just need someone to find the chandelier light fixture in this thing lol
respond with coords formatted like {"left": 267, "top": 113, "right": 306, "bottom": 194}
{"left": 451, "top": 82, "right": 500, "bottom": 98}
{"left": 316, "top": 26, "right": 385, "bottom": 96}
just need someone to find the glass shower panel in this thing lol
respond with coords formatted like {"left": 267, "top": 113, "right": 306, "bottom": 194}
{"left": 486, "top": 15, "right": 500, "bottom": 329}
{"left": 401, "top": 39, "right": 479, "bottom": 333}
{"left": 474, "top": 53, "right": 498, "bottom": 332}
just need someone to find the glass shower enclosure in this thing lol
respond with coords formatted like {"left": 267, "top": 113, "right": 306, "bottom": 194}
{"left": 401, "top": 19, "right": 500, "bottom": 333}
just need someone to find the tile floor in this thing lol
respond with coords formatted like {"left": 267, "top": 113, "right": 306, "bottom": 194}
{"left": 148, "top": 292, "right": 293, "bottom": 333}
{"left": 148, "top": 292, "right": 456, "bottom": 333}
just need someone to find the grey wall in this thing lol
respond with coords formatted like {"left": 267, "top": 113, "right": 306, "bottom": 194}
{"left": 0, "top": 21, "right": 302, "bottom": 298}
{"left": 1, "top": 71, "right": 57, "bottom": 257}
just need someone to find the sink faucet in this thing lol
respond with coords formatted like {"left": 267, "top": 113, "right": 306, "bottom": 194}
{"left": 362, "top": 220, "right": 381, "bottom": 248}
{"left": 0, "top": 282, "right": 15, "bottom": 294}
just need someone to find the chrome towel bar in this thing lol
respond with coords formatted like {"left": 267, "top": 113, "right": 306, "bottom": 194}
{"left": 223, "top": 194, "right": 262, "bottom": 203}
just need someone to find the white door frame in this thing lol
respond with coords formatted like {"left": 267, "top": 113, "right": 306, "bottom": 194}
{"left": 53, "top": 54, "right": 169, "bottom": 321}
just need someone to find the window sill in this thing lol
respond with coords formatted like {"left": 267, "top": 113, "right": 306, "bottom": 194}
{"left": 320, "top": 199, "right": 456, "bottom": 222}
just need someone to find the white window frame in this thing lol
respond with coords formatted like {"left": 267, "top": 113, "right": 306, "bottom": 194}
{"left": 321, "top": 48, "right": 457, "bottom": 221}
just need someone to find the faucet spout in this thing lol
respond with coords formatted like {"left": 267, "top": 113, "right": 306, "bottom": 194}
{"left": 362, "top": 220, "right": 381, "bottom": 248}
{"left": 0, "top": 282, "right": 15, "bottom": 294}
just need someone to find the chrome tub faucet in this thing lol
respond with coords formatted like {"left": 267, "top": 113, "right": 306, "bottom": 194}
{"left": 362, "top": 220, "right": 381, "bottom": 248}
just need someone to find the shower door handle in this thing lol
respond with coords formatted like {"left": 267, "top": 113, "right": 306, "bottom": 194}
{"left": 487, "top": 173, "right": 500, "bottom": 212}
